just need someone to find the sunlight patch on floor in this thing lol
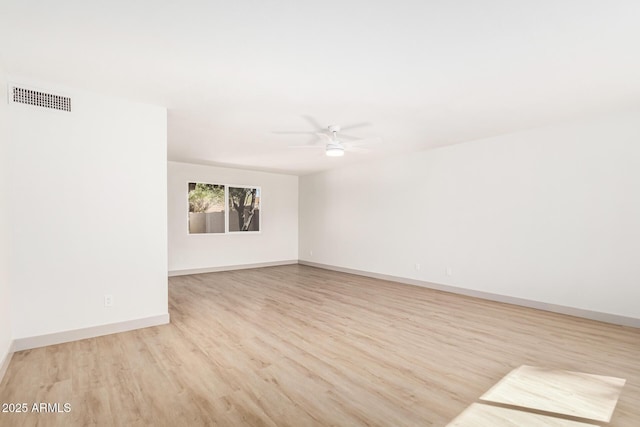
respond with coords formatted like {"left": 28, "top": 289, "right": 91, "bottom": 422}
{"left": 448, "top": 365, "right": 625, "bottom": 426}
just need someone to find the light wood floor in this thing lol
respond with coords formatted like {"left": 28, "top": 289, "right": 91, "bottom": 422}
{"left": 1, "top": 265, "right": 639, "bottom": 426}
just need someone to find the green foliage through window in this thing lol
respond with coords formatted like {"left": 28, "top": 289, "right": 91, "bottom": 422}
{"left": 188, "top": 183, "right": 224, "bottom": 213}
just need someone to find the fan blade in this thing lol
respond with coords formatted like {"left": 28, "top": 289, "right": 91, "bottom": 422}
{"left": 301, "top": 115, "right": 325, "bottom": 131}
{"left": 345, "top": 146, "right": 370, "bottom": 153}
{"left": 341, "top": 122, "right": 371, "bottom": 131}
{"left": 346, "top": 137, "right": 382, "bottom": 147}
{"left": 337, "top": 133, "right": 360, "bottom": 141}
{"left": 283, "top": 134, "right": 321, "bottom": 147}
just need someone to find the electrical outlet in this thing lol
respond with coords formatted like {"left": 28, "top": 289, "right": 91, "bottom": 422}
{"left": 446, "top": 267, "right": 453, "bottom": 276}
{"left": 104, "top": 294, "right": 113, "bottom": 307}
{"left": 309, "top": 250, "right": 313, "bottom": 256}
{"left": 415, "top": 263, "right": 421, "bottom": 270}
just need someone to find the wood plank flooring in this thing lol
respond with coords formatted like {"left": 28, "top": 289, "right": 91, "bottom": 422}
{"left": 0, "top": 264, "right": 639, "bottom": 426}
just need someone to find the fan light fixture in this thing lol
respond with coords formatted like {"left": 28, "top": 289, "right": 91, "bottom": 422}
{"left": 326, "top": 145, "right": 344, "bottom": 157}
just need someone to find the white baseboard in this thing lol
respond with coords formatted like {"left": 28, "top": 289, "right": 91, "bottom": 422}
{"left": 13, "top": 313, "right": 170, "bottom": 352}
{"left": 169, "top": 260, "right": 298, "bottom": 277}
{"left": 299, "top": 260, "right": 640, "bottom": 329}
{"left": 0, "top": 340, "right": 15, "bottom": 384}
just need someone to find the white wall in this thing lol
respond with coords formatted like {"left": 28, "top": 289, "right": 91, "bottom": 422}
{"left": 7, "top": 77, "right": 169, "bottom": 339}
{"left": 299, "top": 110, "right": 640, "bottom": 320}
{"left": 168, "top": 161, "right": 298, "bottom": 273}
{"left": 0, "top": 71, "right": 13, "bottom": 368}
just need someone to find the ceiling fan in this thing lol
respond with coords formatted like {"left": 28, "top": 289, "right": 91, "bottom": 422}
{"left": 274, "top": 116, "right": 379, "bottom": 157}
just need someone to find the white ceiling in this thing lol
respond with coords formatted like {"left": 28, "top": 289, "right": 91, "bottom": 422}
{"left": 1, "top": 1, "right": 639, "bottom": 175}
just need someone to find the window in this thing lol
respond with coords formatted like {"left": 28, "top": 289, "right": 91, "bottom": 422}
{"left": 187, "top": 183, "right": 260, "bottom": 234}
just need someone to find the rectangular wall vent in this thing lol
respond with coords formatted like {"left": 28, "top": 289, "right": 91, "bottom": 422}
{"left": 12, "top": 86, "right": 71, "bottom": 112}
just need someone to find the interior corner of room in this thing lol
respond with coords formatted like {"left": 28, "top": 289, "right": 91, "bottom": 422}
{"left": 2, "top": 73, "right": 639, "bottom": 381}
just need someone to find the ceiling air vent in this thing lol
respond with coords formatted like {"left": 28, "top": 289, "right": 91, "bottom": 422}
{"left": 12, "top": 86, "right": 71, "bottom": 112}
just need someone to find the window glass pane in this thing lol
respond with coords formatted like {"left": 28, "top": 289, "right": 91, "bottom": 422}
{"left": 228, "top": 187, "right": 260, "bottom": 232}
{"left": 188, "top": 183, "right": 225, "bottom": 234}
